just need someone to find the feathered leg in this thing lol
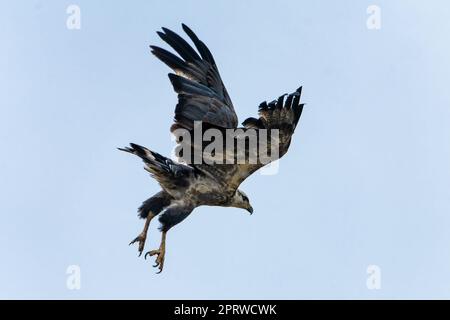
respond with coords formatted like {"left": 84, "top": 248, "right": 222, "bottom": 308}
{"left": 128, "top": 191, "right": 172, "bottom": 256}
{"left": 143, "top": 204, "right": 193, "bottom": 273}
{"left": 145, "top": 231, "right": 167, "bottom": 274}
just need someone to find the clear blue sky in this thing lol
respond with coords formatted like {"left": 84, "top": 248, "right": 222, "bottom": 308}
{"left": 1, "top": 0, "right": 450, "bottom": 299}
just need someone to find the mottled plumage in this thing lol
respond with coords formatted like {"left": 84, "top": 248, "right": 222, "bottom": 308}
{"left": 120, "top": 24, "right": 305, "bottom": 273}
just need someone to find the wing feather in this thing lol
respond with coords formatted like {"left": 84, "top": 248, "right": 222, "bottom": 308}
{"left": 150, "top": 25, "right": 304, "bottom": 193}
{"left": 193, "top": 87, "right": 305, "bottom": 191}
{"left": 151, "top": 24, "right": 237, "bottom": 131}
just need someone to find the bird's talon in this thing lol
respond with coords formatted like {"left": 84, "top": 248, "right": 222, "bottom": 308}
{"left": 129, "top": 234, "right": 147, "bottom": 256}
{"left": 145, "top": 248, "right": 165, "bottom": 273}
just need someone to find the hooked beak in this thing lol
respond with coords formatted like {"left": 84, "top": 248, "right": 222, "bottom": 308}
{"left": 247, "top": 206, "right": 254, "bottom": 215}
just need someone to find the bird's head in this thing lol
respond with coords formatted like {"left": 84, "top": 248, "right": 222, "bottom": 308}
{"left": 232, "top": 190, "right": 254, "bottom": 214}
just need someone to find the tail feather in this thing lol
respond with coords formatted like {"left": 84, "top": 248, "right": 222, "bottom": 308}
{"left": 120, "top": 143, "right": 172, "bottom": 175}
{"left": 118, "top": 143, "right": 192, "bottom": 186}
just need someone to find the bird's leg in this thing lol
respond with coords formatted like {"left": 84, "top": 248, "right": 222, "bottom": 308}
{"left": 145, "top": 231, "right": 167, "bottom": 274}
{"left": 129, "top": 212, "right": 155, "bottom": 256}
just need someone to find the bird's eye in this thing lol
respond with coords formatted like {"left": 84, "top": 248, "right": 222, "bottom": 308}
{"left": 242, "top": 195, "right": 248, "bottom": 202}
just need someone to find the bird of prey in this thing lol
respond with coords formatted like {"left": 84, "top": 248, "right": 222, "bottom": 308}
{"left": 120, "top": 24, "right": 305, "bottom": 273}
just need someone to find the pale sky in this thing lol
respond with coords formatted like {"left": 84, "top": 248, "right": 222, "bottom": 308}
{"left": 1, "top": 0, "right": 450, "bottom": 299}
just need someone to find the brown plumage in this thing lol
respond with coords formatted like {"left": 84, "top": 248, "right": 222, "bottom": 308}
{"left": 120, "top": 24, "right": 305, "bottom": 273}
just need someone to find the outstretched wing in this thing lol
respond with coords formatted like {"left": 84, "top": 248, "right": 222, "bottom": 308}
{"left": 151, "top": 24, "right": 238, "bottom": 131}
{"left": 195, "top": 87, "right": 305, "bottom": 191}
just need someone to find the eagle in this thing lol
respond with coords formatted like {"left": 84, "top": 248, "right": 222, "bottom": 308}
{"left": 120, "top": 24, "right": 305, "bottom": 273}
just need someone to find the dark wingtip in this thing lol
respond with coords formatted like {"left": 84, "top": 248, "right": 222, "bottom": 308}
{"left": 276, "top": 94, "right": 287, "bottom": 109}
{"left": 128, "top": 143, "right": 149, "bottom": 158}
{"left": 167, "top": 73, "right": 181, "bottom": 91}
{"left": 149, "top": 45, "right": 158, "bottom": 55}
{"left": 118, "top": 146, "right": 133, "bottom": 153}
{"left": 242, "top": 117, "right": 264, "bottom": 129}
{"left": 181, "top": 23, "right": 197, "bottom": 40}
{"left": 267, "top": 100, "right": 277, "bottom": 110}
{"left": 161, "top": 27, "right": 171, "bottom": 34}
{"left": 258, "top": 101, "right": 268, "bottom": 111}
{"left": 284, "top": 94, "right": 294, "bottom": 109}
{"left": 181, "top": 23, "right": 191, "bottom": 33}
{"left": 241, "top": 118, "right": 252, "bottom": 126}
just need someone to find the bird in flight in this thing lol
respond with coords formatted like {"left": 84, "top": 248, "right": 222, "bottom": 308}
{"left": 120, "top": 24, "right": 305, "bottom": 273}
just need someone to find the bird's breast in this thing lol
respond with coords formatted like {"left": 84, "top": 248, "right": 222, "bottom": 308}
{"left": 184, "top": 179, "right": 231, "bottom": 206}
